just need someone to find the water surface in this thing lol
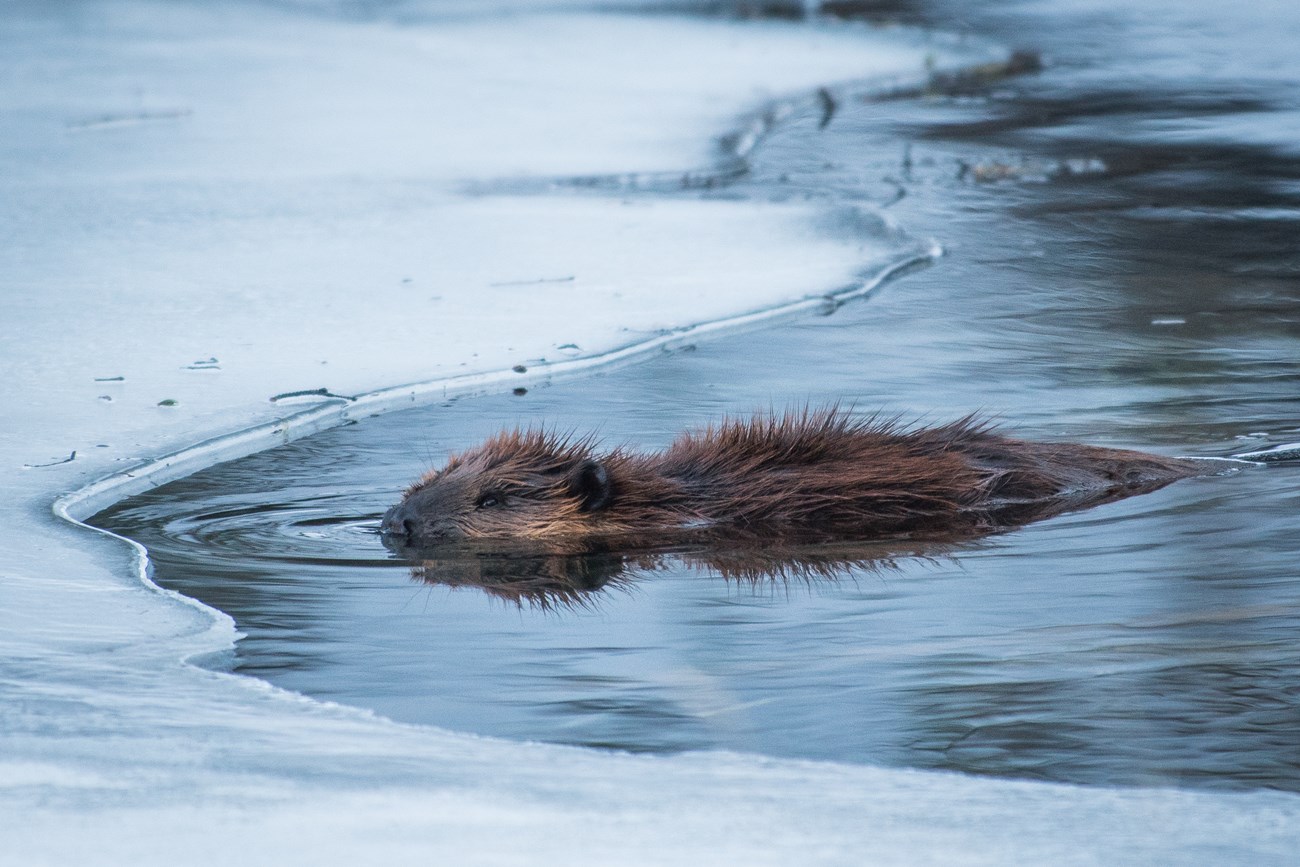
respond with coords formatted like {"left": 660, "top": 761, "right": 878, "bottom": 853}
{"left": 97, "top": 0, "right": 1300, "bottom": 792}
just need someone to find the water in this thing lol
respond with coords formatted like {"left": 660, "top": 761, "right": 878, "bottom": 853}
{"left": 95, "top": 0, "right": 1300, "bottom": 792}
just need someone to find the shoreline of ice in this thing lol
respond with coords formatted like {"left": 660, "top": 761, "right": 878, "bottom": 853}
{"left": 4, "top": 1, "right": 1298, "bottom": 863}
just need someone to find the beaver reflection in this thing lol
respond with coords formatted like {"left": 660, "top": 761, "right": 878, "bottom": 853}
{"left": 383, "top": 537, "right": 945, "bottom": 609}
{"left": 391, "top": 540, "right": 637, "bottom": 609}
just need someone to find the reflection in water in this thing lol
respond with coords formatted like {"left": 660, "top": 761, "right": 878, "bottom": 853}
{"left": 403, "top": 543, "right": 641, "bottom": 610}
{"left": 395, "top": 539, "right": 951, "bottom": 609}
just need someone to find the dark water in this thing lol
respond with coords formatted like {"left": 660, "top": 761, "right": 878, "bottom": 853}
{"left": 96, "top": 0, "right": 1300, "bottom": 791}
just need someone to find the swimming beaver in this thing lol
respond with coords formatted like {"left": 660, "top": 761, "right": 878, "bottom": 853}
{"left": 381, "top": 410, "right": 1207, "bottom": 549}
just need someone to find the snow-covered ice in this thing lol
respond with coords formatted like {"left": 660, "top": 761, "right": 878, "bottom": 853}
{"left": 2, "top": 0, "right": 1298, "bottom": 863}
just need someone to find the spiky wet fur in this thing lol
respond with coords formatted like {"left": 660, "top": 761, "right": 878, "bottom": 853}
{"left": 385, "top": 409, "right": 1200, "bottom": 548}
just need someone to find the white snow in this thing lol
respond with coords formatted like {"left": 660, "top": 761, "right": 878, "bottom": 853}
{"left": 2, "top": 0, "right": 1297, "bottom": 864}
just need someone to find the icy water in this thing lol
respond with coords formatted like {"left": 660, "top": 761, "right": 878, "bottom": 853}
{"left": 96, "top": 0, "right": 1300, "bottom": 792}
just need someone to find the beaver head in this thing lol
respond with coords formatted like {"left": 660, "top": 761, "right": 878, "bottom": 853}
{"left": 381, "top": 429, "right": 613, "bottom": 546}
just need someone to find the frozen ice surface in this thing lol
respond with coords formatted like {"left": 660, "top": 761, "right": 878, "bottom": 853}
{"left": 2, "top": 0, "right": 1298, "bottom": 863}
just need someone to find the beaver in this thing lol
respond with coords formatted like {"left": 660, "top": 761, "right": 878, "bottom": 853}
{"left": 381, "top": 409, "right": 1210, "bottom": 550}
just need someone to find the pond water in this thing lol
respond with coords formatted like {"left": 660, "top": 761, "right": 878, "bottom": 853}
{"left": 96, "top": 0, "right": 1300, "bottom": 792}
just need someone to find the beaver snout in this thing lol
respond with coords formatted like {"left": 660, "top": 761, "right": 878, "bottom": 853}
{"left": 381, "top": 496, "right": 468, "bottom": 548}
{"left": 380, "top": 503, "right": 416, "bottom": 539}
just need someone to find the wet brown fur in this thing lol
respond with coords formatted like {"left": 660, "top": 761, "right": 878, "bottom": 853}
{"left": 382, "top": 409, "right": 1202, "bottom": 548}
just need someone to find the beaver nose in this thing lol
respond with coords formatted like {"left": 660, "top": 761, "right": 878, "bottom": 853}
{"left": 381, "top": 503, "right": 415, "bottom": 538}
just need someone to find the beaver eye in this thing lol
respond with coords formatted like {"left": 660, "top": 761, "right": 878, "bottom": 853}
{"left": 475, "top": 492, "right": 501, "bottom": 509}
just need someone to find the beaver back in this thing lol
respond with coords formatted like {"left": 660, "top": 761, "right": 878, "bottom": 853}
{"left": 382, "top": 410, "right": 1200, "bottom": 546}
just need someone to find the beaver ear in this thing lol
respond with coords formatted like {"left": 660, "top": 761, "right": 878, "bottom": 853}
{"left": 568, "top": 459, "right": 612, "bottom": 512}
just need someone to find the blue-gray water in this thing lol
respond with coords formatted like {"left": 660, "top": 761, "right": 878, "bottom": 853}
{"left": 96, "top": 0, "right": 1300, "bottom": 791}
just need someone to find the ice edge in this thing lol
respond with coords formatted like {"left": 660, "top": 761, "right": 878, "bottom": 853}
{"left": 56, "top": 240, "right": 938, "bottom": 525}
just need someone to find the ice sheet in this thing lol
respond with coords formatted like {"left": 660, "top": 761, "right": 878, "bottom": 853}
{"left": 2, "top": 0, "right": 1297, "bottom": 863}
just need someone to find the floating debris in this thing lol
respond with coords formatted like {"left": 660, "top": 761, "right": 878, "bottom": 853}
{"left": 1060, "top": 157, "right": 1107, "bottom": 176}
{"left": 816, "top": 87, "right": 837, "bottom": 130}
{"left": 924, "top": 50, "right": 1043, "bottom": 98}
{"left": 490, "top": 276, "right": 575, "bottom": 287}
{"left": 269, "top": 387, "right": 357, "bottom": 402}
{"left": 970, "top": 161, "right": 1022, "bottom": 182}
{"left": 66, "top": 108, "right": 192, "bottom": 131}
{"left": 958, "top": 155, "right": 1109, "bottom": 184}
{"left": 866, "top": 49, "right": 1044, "bottom": 104}
{"left": 24, "top": 451, "right": 76, "bottom": 468}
